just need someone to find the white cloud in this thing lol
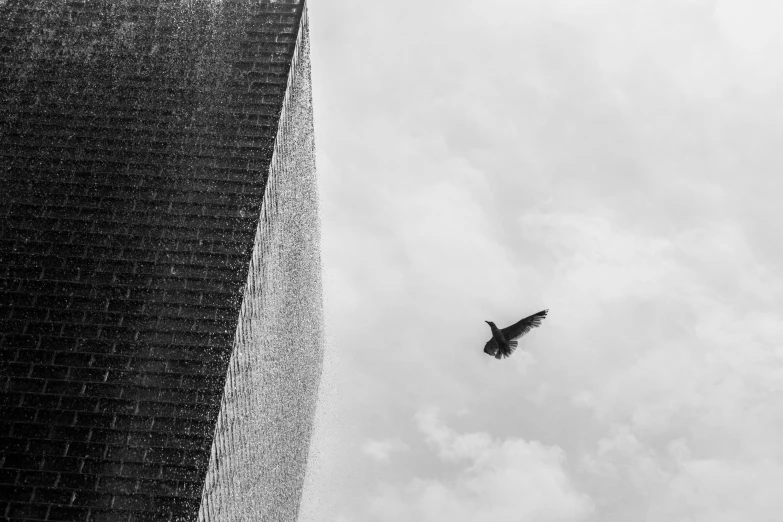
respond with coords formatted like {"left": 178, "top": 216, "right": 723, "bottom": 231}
{"left": 546, "top": 216, "right": 783, "bottom": 520}
{"left": 303, "top": 0, "right": 783, "bottom": 520}
{"left": 361, "top": 438, "right": 410, "bottom": 464}
{"left": 366, "top": 409, "right": 594, "bottom": 522}
{"left": 580, "top": 426, "right": 783, "bottom": 522}
{"left": 332, "top": 515, "right": 356, "bottom": 522}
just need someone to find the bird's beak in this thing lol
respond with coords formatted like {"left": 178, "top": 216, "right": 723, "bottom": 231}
{"left": 485, "top": 321, "right": 490, "bottom": 325}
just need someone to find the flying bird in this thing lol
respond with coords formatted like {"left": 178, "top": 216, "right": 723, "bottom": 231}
{"left": 483, "top": 309, "right": 548, "bottom": 359}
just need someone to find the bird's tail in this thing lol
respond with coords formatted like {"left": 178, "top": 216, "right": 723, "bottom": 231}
{"left": 497, "top": 341, "right": 518, "bottom": 359}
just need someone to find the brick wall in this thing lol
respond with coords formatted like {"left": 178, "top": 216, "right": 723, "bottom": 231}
{"left": 0, "top": 0, "right": 310, "bottom": 520}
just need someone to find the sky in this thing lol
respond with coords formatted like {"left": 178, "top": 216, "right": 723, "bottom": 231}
{"left": 298, "top": 0, "right": 783, "bottom": 520}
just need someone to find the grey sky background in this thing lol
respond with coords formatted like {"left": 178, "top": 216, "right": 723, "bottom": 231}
{"left": 298, "top": 0, "right": 783, "bottom": 520}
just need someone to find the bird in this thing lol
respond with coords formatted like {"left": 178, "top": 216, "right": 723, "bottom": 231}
{"left": 483, "top": 309, "right": 548, "bottom": 360}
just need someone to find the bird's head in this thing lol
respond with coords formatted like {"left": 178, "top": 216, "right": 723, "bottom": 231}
{"left": 485, "top": 321, "right": 495, "bottom": 327}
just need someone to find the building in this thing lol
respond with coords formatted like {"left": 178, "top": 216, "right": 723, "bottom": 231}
{"left": 0, "top": 0, "right": 323, "bottom": 520}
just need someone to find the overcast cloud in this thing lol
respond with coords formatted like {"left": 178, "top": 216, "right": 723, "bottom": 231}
{"left": 299, "top": 0, "right": 783, "bottom": 520}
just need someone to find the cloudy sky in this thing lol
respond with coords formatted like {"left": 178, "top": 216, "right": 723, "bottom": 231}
{"left": 298, "top": 0, "right": 783, "bottom": 520}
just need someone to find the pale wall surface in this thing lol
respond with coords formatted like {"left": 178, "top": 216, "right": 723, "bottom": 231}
{"left": 199, "top": 11, "right": 324, "bottom": 522}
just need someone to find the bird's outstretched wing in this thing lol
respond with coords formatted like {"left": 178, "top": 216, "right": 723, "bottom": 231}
{"left": 501, "top": 309, "right": 548, "bottom": 341}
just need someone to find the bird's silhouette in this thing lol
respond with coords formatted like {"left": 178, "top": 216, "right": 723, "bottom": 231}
{"left": 483, "top": 309, "right": 548, "bottom": 359}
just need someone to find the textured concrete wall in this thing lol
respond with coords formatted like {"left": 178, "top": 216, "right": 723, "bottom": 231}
{"left": 0, "top": 0, "right": 314, "bottom": 520}
{"left": 198, "top": 11, "right": 323, "bottom": 520}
